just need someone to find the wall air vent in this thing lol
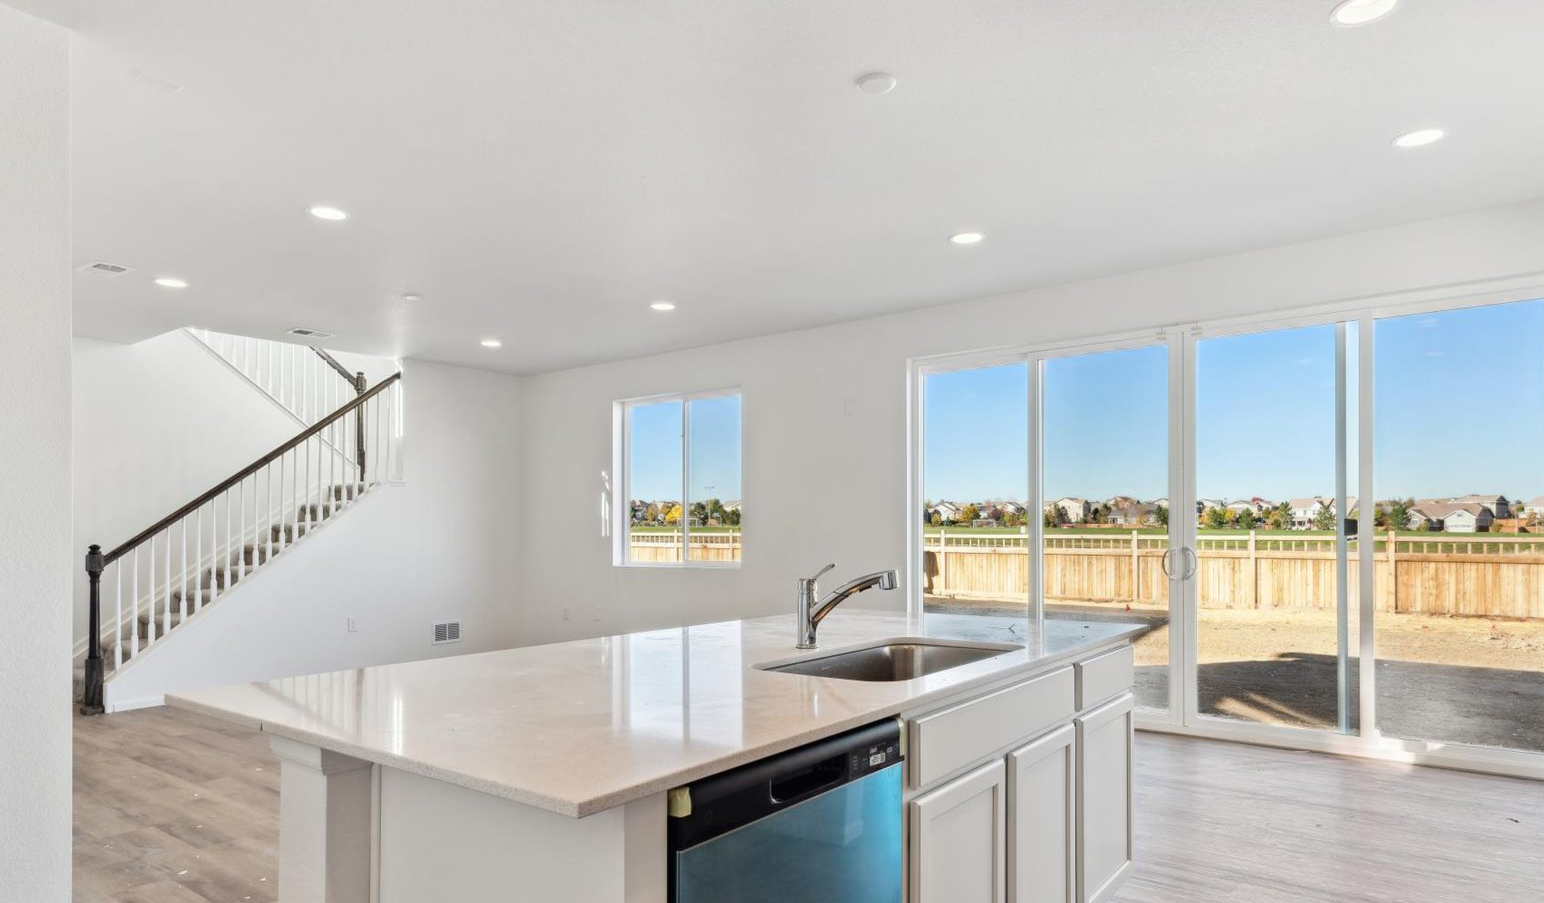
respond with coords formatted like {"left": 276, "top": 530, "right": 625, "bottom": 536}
{"left": 79, "top": 261, "right": 132, "bottom": 275}
{"left": 433, "top": 621, "right": 462, "bottom": 645}
{"left": 287, "top": 327, "right": 335, "bottom": 339}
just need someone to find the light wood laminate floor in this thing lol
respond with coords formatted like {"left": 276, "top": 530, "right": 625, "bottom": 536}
{"left": 74, "top": 707, "right": 1543, "bottom": 902}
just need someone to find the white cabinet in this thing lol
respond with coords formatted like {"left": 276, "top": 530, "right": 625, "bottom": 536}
{"left": 910, "top": 759, "right": 1007, "bottom": 903}
{"left": 1075, "top": 693, "right": 1134, "bottom": 903}
{"left": 1007, "top": 724, "right": 1076, "bottom": 903}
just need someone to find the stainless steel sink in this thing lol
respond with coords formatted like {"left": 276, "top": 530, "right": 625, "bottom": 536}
{"left": 759, "top": 640, "right": 1018, "bottom": 682}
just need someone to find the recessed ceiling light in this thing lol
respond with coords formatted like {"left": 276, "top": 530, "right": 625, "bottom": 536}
{"left": 307, "top": 205, "right": 349, "bottom": 221}
{"left": 649, "top": 301, "right": 676, "bottom": 312}
{"left": 480, "top": 339, "right": 502, "bottom": 348}
{"left": 1392, "top": 127, "right": 1445, "bottom": 148}
{"left": 153, "top": 276, "right": 189, "bottom": 289}
{"left": 949, "top": 232, "right": 985, "bottom": 246}
{"left": 1330, "top": 0, "right": 1398, "bottom": 27}
{"left": 855, "top": 72, "right": 898, "bottom": 95}
{"left": 400, "top": 293, "right": 423, "bottom": 303}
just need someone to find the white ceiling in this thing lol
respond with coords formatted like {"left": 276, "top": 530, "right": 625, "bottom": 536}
{"left": 16, "top": 0, "right": 1544, "bottom": 374}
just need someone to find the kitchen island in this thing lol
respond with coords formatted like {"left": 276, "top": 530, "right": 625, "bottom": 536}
{"left": 169, "top": 610, "right": 1146, "bottom": 903}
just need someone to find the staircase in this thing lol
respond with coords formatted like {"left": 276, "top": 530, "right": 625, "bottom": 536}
{"left": 76, "top": 367, "right": 403, "bottom": 713}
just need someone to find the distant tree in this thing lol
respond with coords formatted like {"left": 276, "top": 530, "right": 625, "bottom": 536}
{"left": 645, "top": 503, "right": 661, "bottom": 524}
{"left": 1152, "top": 504, "right": 1169, "bottom": 527}
{"left": 705, "top": 498, "right": 726, "bottom": 524}
{"left": 1312, "top": 501, "right": 1336, "bottom": 532}
{"left": 1203, "top": 506, "right": 1228, "bottom": 530}
{"left": 959, "top": 503, "right": 981, "bottom": 524}
{"left": 1385, "top": 498, "right": 1413, "bottom": 531}
{"left": 725, "top": 508, "right": 741, "bottom": 527}
{"left": 930, "top": 512, "right": 943, "bottom": 527}
{"left": 1002, "top": 510, "right": 1024, "bottom": 527}
{"left": 689, "top": 501, "right": 708, "bottom": 526}
{"left": 1266, "top": 501, "right": 1292, "bottom": 531}
{"left": 1088, "top": 504, "right": 1107, "bottom": 524}
{"left": 665, "top": 504, "right": 683, "bottom": 526}
{"left": 1045, "top": 504, "right": 1067, "bottom": 528}
{"left": 1237, "top": 508, "right": 1257, "bottom": 530}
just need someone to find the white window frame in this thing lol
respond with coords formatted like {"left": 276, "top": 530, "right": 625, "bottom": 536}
{"left": 613, "top": 387, "right": 742, "bottom": 569}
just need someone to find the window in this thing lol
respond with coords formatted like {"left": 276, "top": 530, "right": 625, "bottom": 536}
{"left": 617, "top": 390, "right": 742, "bottom": 566}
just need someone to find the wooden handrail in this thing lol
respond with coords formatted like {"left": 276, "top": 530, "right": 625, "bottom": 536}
{"left": 103, "top": 372, "right": 401, "bottom": 565}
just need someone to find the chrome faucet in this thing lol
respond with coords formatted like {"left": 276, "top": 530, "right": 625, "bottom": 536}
{"left": 796, "top": 564, "right": 899, "bottom": 649}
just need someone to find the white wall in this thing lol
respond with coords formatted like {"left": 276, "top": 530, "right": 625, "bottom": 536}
{"left": 0, "top": 6, "right": 71, "bottom": 899}
{"left": 515, "top": 198, "right": 1544, "bottom": 646}
{"left": 107, "top": 358, "right": 524, "bottom": 708}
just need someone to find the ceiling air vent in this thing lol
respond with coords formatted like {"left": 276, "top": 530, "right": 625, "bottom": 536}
{"left": 79, "top": 261, "right": 132, "bottom": 275}
{"left": 433, "top": 621, "right": 462, "bottom": 645}
{"left": 287, "top": 327, "right": 335, "bottom": 339}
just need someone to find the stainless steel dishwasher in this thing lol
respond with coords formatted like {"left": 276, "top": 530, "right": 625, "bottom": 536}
{"left": 667, "top": 720, "right": 904, "bottom": 903}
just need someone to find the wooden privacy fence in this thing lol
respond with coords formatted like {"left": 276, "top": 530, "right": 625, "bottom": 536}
{"left": 924, "top": 530, "right": 1544, "bottom": 620}
{"left": 629, "top": 531, "right": 741, "bottom": 563}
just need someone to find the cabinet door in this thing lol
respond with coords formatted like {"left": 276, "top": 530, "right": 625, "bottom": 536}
{"left": 1075, "top": 693, "right": 1134, "bottom": 903}
{"left": 1008, "top": 724, "right": 1076, "bottom": 903}
{"left": 909, "top": 759, "right": 1006, "bottom": 903}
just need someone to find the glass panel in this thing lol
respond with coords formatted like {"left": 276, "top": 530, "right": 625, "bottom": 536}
{"left": 627, "top": 399, "right": 683, "bottom": 563}
{"left": 673, "top": 766, "right": 903, "bottom": 903}
{"left": 1042, "top": 345, "right": 1171, "bottom": 712}
{"left": 921, "top": 363, "right": 1030, "bottom": 633}
{"left": 687, "top": 394, "right": 742, "bottom": 563}
{"left": 1373, "top": 300, "right": 1544, "bottom": 753}
{"left": 1194, "top": 323, "right": 1357, "bottom": 731}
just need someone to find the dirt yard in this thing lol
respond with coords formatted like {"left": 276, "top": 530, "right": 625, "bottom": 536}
{"left": 926, "top": 596, "right": 1544, "bottom": 750}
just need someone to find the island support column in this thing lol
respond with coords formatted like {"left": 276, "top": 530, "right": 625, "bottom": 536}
{"left": 271, "top": 736, "right": 374, "bottom": 903}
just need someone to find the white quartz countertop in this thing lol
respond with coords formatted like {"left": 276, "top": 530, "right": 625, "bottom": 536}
{"left": 167, "top": 610, "right": 1147, "bottom": 817}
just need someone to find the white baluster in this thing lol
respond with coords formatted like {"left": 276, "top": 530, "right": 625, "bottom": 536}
{"left": 163, "top": 527, "right": 172, "bottom": 638}
{"left": 113, "top": 560, "right": 122, "bottom": 669}
{"left": 131, "top": 548, "right": 140, "bottom": 657}
{"left": 238, "top": 478, "right": 246, "bottom": 581}
{"left": 180, "top": 518, "right": 188, "bottom": 620}
{"left": 195, "top": 507, "right": 203, "bottom": 614}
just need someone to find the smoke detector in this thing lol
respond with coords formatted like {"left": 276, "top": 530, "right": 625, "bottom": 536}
{"left": 79, "top": 261, "right": 133, "bottom": 276}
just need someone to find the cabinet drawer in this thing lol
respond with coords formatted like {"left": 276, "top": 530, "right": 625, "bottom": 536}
{"left": 909, "top": 667, "right": 1074, "bottom": 789}
{"left": 1075, "top": 646, "right": 1133, "bottom": 711}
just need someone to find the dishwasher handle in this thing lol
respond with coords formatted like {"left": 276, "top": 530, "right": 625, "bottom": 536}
{"left": 767, "top": 752, "right": 845, "bottom": 805}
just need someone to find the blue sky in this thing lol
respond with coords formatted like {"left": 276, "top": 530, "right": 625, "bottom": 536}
{"left": 630, "top": 395, "right": 742, "bottom": 502}
{"left": 924, "top": 300, "right": 1544, "bottom": 504}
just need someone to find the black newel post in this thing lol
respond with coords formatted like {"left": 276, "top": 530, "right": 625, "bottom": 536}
{"left": 80, "top": 544, "right": 106, "bottom": 715}
{"left": 354, "top": 371, "right": 367, "bottom": 474}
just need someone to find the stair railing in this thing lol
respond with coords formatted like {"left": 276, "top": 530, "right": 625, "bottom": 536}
{"left": 187, "top": 328, "right": 367, "bottom": 426}
{"left": 79, "top": 372, "right": 402, "bottom": 714}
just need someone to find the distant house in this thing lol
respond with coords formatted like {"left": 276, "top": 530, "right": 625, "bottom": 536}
{"left": 931, "top": 501, "right": 962, "bottom": 523}
{"left": 722, "top": 499, "right": 742, "bottom": 513}
{"left": 1045, "top": 497, "right": 1089, "bottom": 523}
{"left": 1409, "top": 502, "right": 1493, "bottom": 533}
{"left": 1521, "top": 496, "right": 1544, "bottom": 521}
{"left": 1108, "top": 502, "right": 1156, "bottom": 526}
{"left": 1287, "top": 496, "right": 1357, "bottom": 530}
{"left": 998, "top": 501, "right": 1027, "bottom": 516}
{"left": 1454, "top": 494, "right": 1511, "bottom": 519}
{"left": 1196, "top": 498, "right": 1227, "bottom": 515}
{"left": 1226, "top": 499, "right": 1267, "bottom": 516}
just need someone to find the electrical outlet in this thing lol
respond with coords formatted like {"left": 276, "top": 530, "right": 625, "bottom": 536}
{"left": 346, "top": 617, "right": 357, "bottom": 633}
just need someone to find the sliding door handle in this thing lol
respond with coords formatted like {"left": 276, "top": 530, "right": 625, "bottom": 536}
{"left": 1181, "top": 546, "right": 1198, "bottom": 579}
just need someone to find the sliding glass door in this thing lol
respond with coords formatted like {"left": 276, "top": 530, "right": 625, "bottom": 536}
{"left": 1190, "top": 322, "right": 1359, "bottom": 734}
{"left": 915, "top": 291, "right": 1544, "bottom": 773}
{"left": 1042, "top": 343, "right": 1175, "bottom": 713}
{"left": 1372, "top": 300, "right": 1544, "bottom": 754}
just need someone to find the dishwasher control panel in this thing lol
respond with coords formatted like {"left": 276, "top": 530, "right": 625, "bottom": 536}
{"left": 850, "top": 735, "right": 902, "bottom": 778}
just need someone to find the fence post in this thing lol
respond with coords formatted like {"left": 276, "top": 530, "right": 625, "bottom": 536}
{"left": 937, "top": 531, "right": 948, "bottom": 597}
{"left": 1386, "top": 529, "right": 1398, "bottom": 614}
{"left": 1247, "top": 529, "right": 1258, "bottom": 609}
{"left": 1130, "top": 530, "right": 1139, "bottom": 604}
